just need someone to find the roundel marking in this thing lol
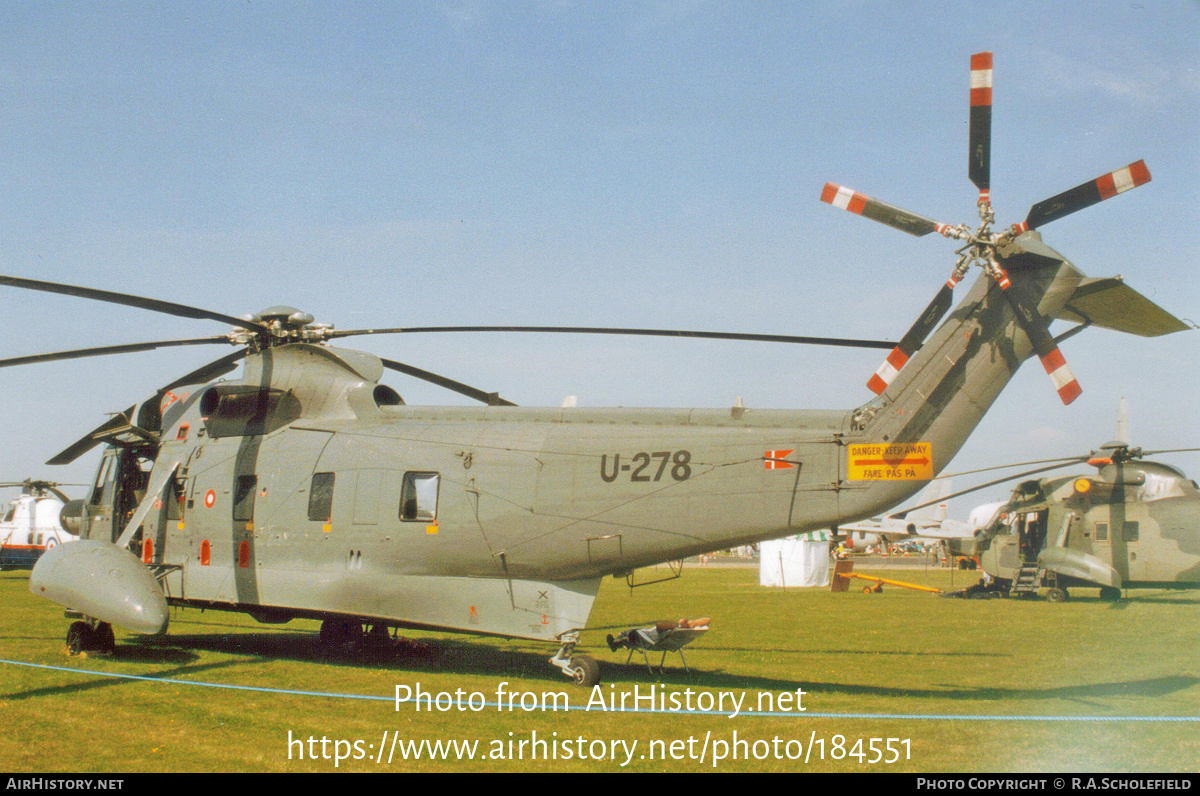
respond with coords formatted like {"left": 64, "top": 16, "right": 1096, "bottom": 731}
{"left": 204, "top": 490, "right": 217, "bottom": 509}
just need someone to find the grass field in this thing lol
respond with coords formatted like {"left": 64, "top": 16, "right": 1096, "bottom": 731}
{"left": 1, "top": 564, "right": 1198, "bottom": 773}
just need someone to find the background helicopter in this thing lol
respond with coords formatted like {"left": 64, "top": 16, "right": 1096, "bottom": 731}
{"left": 0, "top": 480, "right": 77, "bottom": 570}
{"left": 934, "top": 442, "right": 1200, "bottom": 601}
{"left": 7, "top": 50, "right": 1189, "bottom": 687}
{"left": 891, "top": 399, "right": 1200, "bottom": 602}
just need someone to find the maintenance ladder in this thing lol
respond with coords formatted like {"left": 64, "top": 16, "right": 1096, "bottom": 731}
{"left": 1010, "top": 563, "right": 1041, "bottom": 595}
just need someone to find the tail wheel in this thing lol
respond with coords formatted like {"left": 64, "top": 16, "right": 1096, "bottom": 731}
{"left": 570, "top": 654, "right": 600, "bottom": 687}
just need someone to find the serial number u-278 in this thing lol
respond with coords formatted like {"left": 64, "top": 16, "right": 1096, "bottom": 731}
{"left": 600, "top": 451, "right": 692, "bottom": 483}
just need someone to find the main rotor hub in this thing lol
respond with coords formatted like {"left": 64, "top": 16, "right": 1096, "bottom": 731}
{"left": 230, "top": 306, "right": 336, "bottom": 348}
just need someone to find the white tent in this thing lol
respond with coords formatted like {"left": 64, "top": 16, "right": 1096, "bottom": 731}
{"left": 759, "top": 532, "right": 831, "bottom": 588}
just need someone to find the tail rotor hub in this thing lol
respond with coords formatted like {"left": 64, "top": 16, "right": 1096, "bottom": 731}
{"left": 821, "top": 51, "right": 1151, "bottom": 405}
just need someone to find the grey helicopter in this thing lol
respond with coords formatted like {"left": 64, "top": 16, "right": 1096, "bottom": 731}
{"left": 923, "top": 440, "right": 1200, "bottom": 602}
{"left": 8, "top": 51, "right": 1188, "bottom": 685}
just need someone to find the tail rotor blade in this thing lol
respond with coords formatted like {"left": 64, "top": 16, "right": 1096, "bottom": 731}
{"left": 867, "top": 282, "right": 954, "bottom": 394}
{"left": 992, "top": 267, "right": 1082, "bottom": 404}
{"left": 820, "top": 183, "right": 954, "bottom": 237}
{"left": 1012, "top": 160, "right": 1151, "bottom": 234}
{"left": 969, "top": 51, "right": 992, "bottom": 200}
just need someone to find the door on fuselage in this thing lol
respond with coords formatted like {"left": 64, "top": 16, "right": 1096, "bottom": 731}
{"left": 83, "top": 447, "right": 153, "bottom": 543}
{"left": 1016, "top": 510, "right": 1048, "bottom": 564}
{"left": 182, "top": 428, "right": 333, "bottom": 606}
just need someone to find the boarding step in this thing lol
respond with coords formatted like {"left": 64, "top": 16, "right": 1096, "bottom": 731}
{"left": 1009, "top": 563, "right": 1041, "bottom": 595}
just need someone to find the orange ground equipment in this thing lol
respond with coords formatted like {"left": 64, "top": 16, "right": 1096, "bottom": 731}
{"left": 831, "top": 560, "right": 942, "bottom": 595}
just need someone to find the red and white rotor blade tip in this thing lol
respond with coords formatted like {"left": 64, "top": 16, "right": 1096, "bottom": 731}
{"left": 1012, "top": 160, "right": 1151, "bottom": 234}
{"left": 867, "top": 282, "right": 955, "bottom": 395}
{"left": 820, "top": 183, "right": 952, "bottom": 237}
{"left": 992, "top": 268, "right": 1082, "bottom": 405}
{"left": 969, "top": 51, "right": 992, "bottom": 198}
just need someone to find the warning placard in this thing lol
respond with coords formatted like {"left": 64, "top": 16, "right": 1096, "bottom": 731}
{"left": 847, "top": 442, "right": 933, "bottom": 480}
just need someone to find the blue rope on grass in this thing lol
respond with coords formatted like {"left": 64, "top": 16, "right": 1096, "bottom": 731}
{"left": 4, "top": 658, "right": 1198, "bottom": 722}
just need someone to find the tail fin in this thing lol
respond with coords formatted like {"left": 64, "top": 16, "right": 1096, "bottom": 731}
{"left": 907, "top": 478, "right": 953, "bottom": 523}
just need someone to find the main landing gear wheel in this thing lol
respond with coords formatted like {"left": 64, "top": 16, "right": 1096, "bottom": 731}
{"left": 366, "top": 623, "right": 390, "bottom": 647}
{"left": 570, "top": 655, "right": 600, "bottom": 688}
{"left": 319, "top": 618, "right": 365, "bottom": 653}
{"left": 1045, "top": 587, "right": 1069, "bottom": 603}
{"left": 1099, "top": 586, "right": 1122, "bottom": 602}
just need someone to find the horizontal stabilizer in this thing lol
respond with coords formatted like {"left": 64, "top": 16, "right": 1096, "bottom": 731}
{"left": 1058, "top": 277, "right": 1189, "bottom": 337}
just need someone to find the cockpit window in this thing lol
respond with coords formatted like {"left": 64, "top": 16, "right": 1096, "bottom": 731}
{"left": 1136, "top": 470, "right": 1187, "bottom": 502}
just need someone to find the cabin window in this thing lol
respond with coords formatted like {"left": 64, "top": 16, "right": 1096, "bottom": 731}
{"left": 400, "top": 472, "right": 439, "bottom": 522}
{"left": 1095, "top": 522, "right": 1109, "bottom": 541}
{"left": 233, "top": 475, "right": 257, "bottom": 522}
{"left": 308, "top": 472, "right": 335, "bottom": 522}
{"left": 1122, "top": 521, "right": 1139, "bottom": 542}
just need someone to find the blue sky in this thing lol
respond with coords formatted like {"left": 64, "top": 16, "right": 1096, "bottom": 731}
{"left": 0, "top": 1, "right": 1197, "bottom": 508}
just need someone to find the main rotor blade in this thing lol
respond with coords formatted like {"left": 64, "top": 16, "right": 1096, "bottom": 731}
{"left": 46, "top": 406, "right": 137, "bottom": 466}
{"left": 939, "top": 455, "right": 1087, "bottom": 480}
{"left": 969, "top": 51, "right": 993, "bottom": 197}
{"left": 333, "top": 326, "right": 896, "bottom": 350}
{"left": 820, "top": 183, "right": 952, "bottom": 237}
{"left": 42, "top": 483, "right": 72, "bottom": 503}
{"left": 896, "top": 460, "right": 1085, "bottom": 518}
{"left": 1139, "top": 447, "right": 1200, "bottom": 458}
{"left": 867, "top": 282, "right": 955, "bottom": 395}
{"left": 379, "top": 358, "right": 517, "bottom": 407}
{"left": 993, "top": 268, "right": 1081, "bottom": 404}
{"left": 0, "top": 481, "right": 76, "bottom": 502}
{"left": 157, "top": 349, "right": 249, "bottom": 395}
{"left": 0, "top": 275, "right": 269, "bottom": 333}
{"left": 0, "top": 336, "right": 230, "bottom": 369}
{"left": 1012, "top": 160, "right": 1151, "bottom": 233}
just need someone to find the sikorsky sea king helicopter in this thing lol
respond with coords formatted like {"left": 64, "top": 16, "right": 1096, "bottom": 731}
{"left": 8, "top": 52, "right": 1188, "bottom": 685}
{"left": 928, "top": 441, "right": 1200, "bottom": 602}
